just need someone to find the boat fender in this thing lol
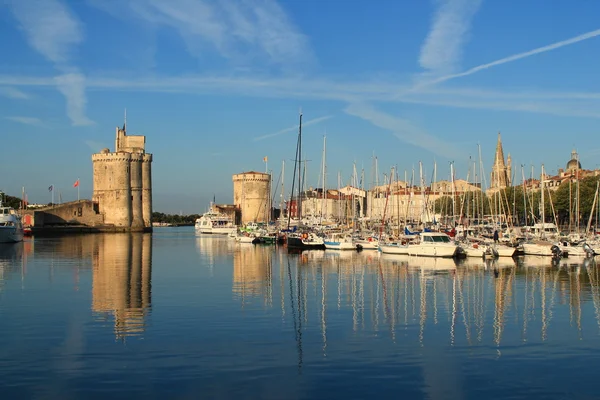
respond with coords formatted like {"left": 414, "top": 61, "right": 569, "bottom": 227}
{"left": 302, "top": 233, "right": 308, "bottom": 240}
{"left": 368, "top": 237, "right": 373, "bottom": 242}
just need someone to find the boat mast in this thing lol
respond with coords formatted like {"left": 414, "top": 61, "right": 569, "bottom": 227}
{"left": 297, "top": 111, "right": 303, "bottom": 222}
{"left": 321, "top": 135, "right": 327, "bottom": 222}
{"left": 541, "top": 164, "right": 546, "bottom": 239}
{"left": 280, "top": 160, "right": 285, "bottom": 221}
{"left": 286, "top": 112, "right": 302, "bottom": 230}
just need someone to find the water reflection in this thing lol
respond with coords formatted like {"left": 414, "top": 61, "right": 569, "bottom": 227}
{"left": 229, "top": 245, "right": 600, "bottom": 353}
{"left": 0, "top": 234, "right": 152, "bottom": 339}
{"left": 91, "top": 234, "right": 152, "bottom": 339}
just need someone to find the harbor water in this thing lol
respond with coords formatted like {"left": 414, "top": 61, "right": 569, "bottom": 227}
{"left": 1, "top": 227, "right": 600, "bottom": 399}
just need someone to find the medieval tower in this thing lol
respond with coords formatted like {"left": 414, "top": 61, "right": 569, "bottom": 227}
{"left": 92, "top": 120, "right": 153, "bottom": 231}
{"left": 233, "top": 171, "right": 271, "bottom": 225}
{"left": 490, "top": 132, "right": 511, "bottom": 190}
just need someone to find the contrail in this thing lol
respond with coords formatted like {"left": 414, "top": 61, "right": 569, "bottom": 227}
{"left": 253, "top": 115, "right": 333, "bottom": 141}
{"left": 423, "top": 28, "right": 600, "bottom": 87}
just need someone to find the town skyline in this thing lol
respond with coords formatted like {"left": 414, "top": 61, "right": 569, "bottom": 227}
{"left": 1, "top": 0, "right": 599, "bottom": 213}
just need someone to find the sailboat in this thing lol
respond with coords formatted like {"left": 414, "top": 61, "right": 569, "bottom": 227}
{"left": 285, "top": 111, "right": 325, "bottom": 250}
{"left": 522, "top": 165, "right": 562, "bottom": 257}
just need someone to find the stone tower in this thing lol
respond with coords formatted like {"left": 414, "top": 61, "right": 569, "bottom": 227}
{"left": 92, "top": 120, "right": 153, "bottom": 231}
{"left": 490, "top": 132, "right": 511, "bottom": 189}
{"left": 232, "top": 171, "right": 271, "bottom": 225}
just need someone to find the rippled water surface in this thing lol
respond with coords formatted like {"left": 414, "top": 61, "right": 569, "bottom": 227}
{"left": 2, "top": 227, "right": 600, "bottom": 399}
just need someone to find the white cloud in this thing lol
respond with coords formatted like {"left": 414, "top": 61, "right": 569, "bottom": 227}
{"left": 423, "top": 28, "right": 600, "bottom": 87}
{"left": 7, "top": 0, "right": 93, "bottom": 126}
{"left": 344, "top": 103, "right": 465, "bottom": 160}
{"left": 3, "top": 71, "right": 600, "bottom": 120}
{"left": 54, "top": 73, "right": 94, "bottom": 126}
{"left": 8, "top": 0, "right": 83, "bottom": 65}
{"left": 94, "top": 0, "right": 313, "bottom": 69}
{"left": 5, "top": 116, "right": 43, "bottom": 126}
{"left": 419, "top": 0, "right": 481, "bottom": 74}
{"left": 254, "top": 115, "right": 333, "bottom": 141}
{"left": 0, "top": 86, "right": 30, "bottom": 99}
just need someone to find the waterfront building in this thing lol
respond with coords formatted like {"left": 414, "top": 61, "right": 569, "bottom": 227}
{"left": 92, "top": 121, "right": 153, "bottom": 230}
{"left": 232, "top": 171, "right": 271, "bottom": 224}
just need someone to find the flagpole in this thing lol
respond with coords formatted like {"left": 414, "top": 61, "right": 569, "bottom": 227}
{"left": 77, "top": 177, "right": 80, "bottom": 201}
{"left": 51, "top": 185, "right": 54, "bottom": 206}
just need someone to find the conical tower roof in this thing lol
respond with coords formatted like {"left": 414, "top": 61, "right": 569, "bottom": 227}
{"left": 494, "top": 132, "right": 506, "bottom": 170}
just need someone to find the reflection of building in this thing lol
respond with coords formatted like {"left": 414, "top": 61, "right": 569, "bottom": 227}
{"left": 92, "top": 233, "right": 152, "bottom": 339}
{"left": 232, "top": 245, "right": 272, "bottom": 304}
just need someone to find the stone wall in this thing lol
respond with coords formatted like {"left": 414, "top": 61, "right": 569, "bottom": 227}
{"left": 22, "top": 200, "right": 105, "bottom": 227}
{"left": 233, "top": 172, "right": 271, "bottom": 224}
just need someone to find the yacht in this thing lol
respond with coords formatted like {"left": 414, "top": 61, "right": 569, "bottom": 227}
{"left": 0, "top": 197, "right": 24, "bottom": 243}
{"left": 354, "top": 236, "right": 380, "bottom": 250}
{"left": 195, "top": 206, "right": 236, "bottom": 235}
{"left": 324, "top": 233, "right": 356, "bottom": 250}
{"left": 406, "top": 232, "right": 462, "bottom": 258}
{"left": 287, "top": 232, "right": 325, "bottom": 250}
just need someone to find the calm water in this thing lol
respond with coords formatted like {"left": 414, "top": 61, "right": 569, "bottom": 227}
{"left": 1, "top": 228, "right": 600, "bottom": 399}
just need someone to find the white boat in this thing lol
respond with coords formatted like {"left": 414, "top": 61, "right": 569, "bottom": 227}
{"left": 522, "top": 240, "right": 562, "bottom": 257}
{"left": 237, "top": 235, "right": 256, "bottom": 244}
{"left": 354, "top": 236, "right": 380, "bottom": 250}
{"left": 379, "top": 242, "right": 409, "bottom": 255}
{"left": 0, "top": 197, "right": 24, "bottom": 243}
{"left": 195, "top": 205, "right": 236, "bottom": 235}
{"left": 406, "top": 232, "right": 459, "bottom": 258}
{"left": 559, "top": 240, "right": 595, "bottom": 258}
{"left": 324, "top": 233, "right": 356, "bottom": 250}
{"left": 493, "top": 244, "right": 516, "bottom": 257}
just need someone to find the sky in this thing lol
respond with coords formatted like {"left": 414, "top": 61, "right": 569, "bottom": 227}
{"left": 1, "top": 0, "right": 600, "bottom": 214}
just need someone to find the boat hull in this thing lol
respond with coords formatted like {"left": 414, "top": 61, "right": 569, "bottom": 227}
{"left": 355, "top": 240, "right": 379, "bottom": 250}
{"left": 0, "top": 226, "right": 23, "bottom": 243}
{"left": 407, "top": 244, "right": 458, "bottom": 258}
{"left": 379, "top": 244, "right": 409, "bottom": 255}
{"left": 324, "top": 241, "right": 356, "bottom": 250}
{"left": 287, "top": 236, "right": 325, "bottom": 250}
{"left": 196, "top": 226, "right": 237, "bottom": 235}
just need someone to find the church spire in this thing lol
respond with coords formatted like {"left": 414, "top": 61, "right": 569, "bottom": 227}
{"left": 491, "top": 132, "right": 509, "bottom": 189}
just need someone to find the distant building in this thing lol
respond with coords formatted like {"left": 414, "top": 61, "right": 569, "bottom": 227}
{"left": 232, "top": 171, "right": 271, "bottom": 224}
{"left": 489, "top": 132, "right": 511, "bottom": 191}
{"left": 525, "top": 149, "right": 599, "bottom": 191}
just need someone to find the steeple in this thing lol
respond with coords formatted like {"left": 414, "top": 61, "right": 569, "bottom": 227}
{"left": 494, "top": 132, "right": 506, "bottom": 170}
{"left": 490, "top": 132, "right": 509, "bottom": 189}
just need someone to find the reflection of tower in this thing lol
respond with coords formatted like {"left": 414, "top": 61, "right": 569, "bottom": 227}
{"left": 490, "top": 132, "right": 511, "bottom": 190}
{"left": 92, "top": 233, "right": 152, "bottom": 339}
{"left": 232, "top": 245, "right": 272, "bottom": 304}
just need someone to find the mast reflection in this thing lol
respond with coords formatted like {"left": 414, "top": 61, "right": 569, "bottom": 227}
{"left": 235, "top": 249, "right": 600, "bottom": 352}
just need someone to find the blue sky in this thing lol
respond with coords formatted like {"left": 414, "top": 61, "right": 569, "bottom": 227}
{"left": 1, "top": 0, "right": 600, "bottom": 213}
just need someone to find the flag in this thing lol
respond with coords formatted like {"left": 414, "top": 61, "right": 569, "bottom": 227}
{"left": 73, "top": 179, "right": 80, "bottom": 188}
{"left": 263, "top": 156, "right": 268, "bottom": 162}
{"left": 48, "top": 185, "right": 53, "bottom": 192}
